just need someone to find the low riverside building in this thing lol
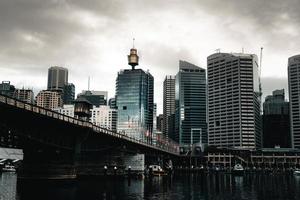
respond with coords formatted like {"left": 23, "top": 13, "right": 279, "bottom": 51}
{"left": 177, "top": 147, "right": 300, "bottom": 169}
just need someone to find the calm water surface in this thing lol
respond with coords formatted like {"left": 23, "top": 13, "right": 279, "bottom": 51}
{"left": 1, "top": 172, "right": 300, "bottom": 200}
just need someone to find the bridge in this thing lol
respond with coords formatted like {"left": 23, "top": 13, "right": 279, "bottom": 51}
{"left": 0, "top": 94, "right": 179, "bottom": 179}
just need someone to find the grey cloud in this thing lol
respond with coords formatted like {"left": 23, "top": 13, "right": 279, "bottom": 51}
{"left": 140, "top": 42, "right": 199, "bottom": 75}
{"left": 198, "top": 0, "right": 300, "bottom": 49}
{"left": 1, "top": 0, "right": 299, "bottom": 74}
{"left": 0, "top": 0, "right": 298, "bottom": 112}
{"left": 0, "top": 0, "right": 126, "bottom": 74}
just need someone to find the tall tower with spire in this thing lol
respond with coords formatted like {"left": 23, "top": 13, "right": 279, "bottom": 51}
{"left": 127, "top": 39, "right": 139, "bottom": 70}
{"left": 116, "top": 42, "right": 154, "bottom": 143}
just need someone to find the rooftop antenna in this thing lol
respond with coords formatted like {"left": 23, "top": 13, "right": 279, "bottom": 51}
{"left": 242, "top": 47, "right": 244, "bottom": 53}
{"left": 260, "top": 47, "right": 263, "bottom": 74}
{"left": 259, "top": 47, "right": 263, "bottom": 100}
{"left": 88, "top": 76, "right": 90, "bottom": 91}
{"left": 132, "top": 38, "right": 135, "bottom": 48}
{"left": 215, "top": 48, "right": 221, "bottom": 53}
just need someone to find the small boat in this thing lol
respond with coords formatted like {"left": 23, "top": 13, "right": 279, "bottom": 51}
{"left": 2, "top": 164, "right": 16, "bottom": 172}
{"left": 233, "top": 164, "right": 244, "bottom": 175}
{"left": 149, "top": 165, "right": 167, "bottom": 176}
{"left": 293, "top": 169, "right": 300, "bottom": 176}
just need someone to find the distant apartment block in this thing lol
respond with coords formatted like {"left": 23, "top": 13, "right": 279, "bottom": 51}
{"left": 36, "top": 90, "right": 63, "bottom": 110}
{"left": 14, "top": 89, "right": 34, "bottom": 104}
{"left": 54, "top": 104, "right": 117, "bottom": 131}
{"left": 54, "top": 104, "right": 75, "bottom": 117}
{"left": 91, "top": 106, "right": 117, "bottom": 132}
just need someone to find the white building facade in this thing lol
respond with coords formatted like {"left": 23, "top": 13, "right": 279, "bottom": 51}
{"left": 91, "top": 106, "right": 117, "bottom": 132}
{"left": 54, "top": 105, "right": 117, "bottom": 132}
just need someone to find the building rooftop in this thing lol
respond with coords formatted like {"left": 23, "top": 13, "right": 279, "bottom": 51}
{"left": 207, "top": 52, "right": 256, "bottom": 61}
{"left": 179, "top": 60, "right": 203, "bottom": 70}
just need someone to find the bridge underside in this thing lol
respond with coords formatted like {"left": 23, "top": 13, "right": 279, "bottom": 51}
{"left": 0, "top": 102, "right": 177, "bottom": 179}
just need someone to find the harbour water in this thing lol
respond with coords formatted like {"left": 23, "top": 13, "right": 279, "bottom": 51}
{"left": 1, "top": 172, "right": 300, "bottom": 200}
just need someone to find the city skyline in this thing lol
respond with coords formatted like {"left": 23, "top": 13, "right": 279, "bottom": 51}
{"left": 0, "top": 0, "right": 299, "bottom": 113}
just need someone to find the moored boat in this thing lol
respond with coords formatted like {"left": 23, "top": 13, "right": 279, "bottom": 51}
{"left": 293, "top": 169, "right": 300, "bottom": 176}
{"left": 233, "top": 164, "right": 244, "bottom": 175}
{"left": 2, "top": 164, "right": 16, "bottom": 172}
{"left": 149, "top": 165, "right": 167, "bottom": 176}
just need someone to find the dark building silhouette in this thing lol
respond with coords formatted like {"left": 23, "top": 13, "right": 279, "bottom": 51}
{"left": 263, "top": 89, "right": 290, "bottom": 148}
{"left": 0, "top": 81, "right": 15, "bottom": 97}
{"left": 77, "top": 90, "right": 107, "bottom": 107}
{"left": 156, "top": 114, "right": 164, "bottom": 132}
{"left": 63, "top": 83, "right": 75, "bottom": 104}
{"left": 47, "top": 66, "right": 68, "bottom": 91}
{"left": 109, "top": 97, "right": 117, "bottom": 109}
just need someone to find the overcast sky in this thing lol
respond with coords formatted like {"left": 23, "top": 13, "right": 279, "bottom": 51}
{"left": 0, "top": 0, "right": 299, "bottom": 113}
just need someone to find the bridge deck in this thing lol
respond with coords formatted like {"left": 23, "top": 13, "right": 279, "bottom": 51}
{"left": 0, "top": 94, "right": 179, "bottom": 156}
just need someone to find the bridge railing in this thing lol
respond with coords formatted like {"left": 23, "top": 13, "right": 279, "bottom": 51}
{"left": 0, "top": 94, "right": 180, "bottom": 155}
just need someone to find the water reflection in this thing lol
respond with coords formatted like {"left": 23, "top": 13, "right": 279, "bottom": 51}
{"left": 0, "top": 172, "right": 17, "bottom": 200}
{"left": 1, "top": 172, "right": 300, "bottom": 200}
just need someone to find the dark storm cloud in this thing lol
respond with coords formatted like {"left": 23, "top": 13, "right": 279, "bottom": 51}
{"left": 0, "top": 0, "right": 297, "bottom": 101}
{"left": 199, "top": 0, "right": 300, "bottom": 28}
{"left": 0, "top": 0, "right": 127, "bottom": 74}
{"left": 199, "top": 0, "right": 300, "bottom": 48}
{"left": 1, "top": 0, "right": 299, "bottom": 70}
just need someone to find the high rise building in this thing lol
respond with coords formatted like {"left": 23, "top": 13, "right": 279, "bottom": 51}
{"left": 163, "top": 76, "right": 176, "bottom": 139}
{"left": 263, "top": 89, "right": 290, "bottom": 148}
{"left": 116, "top": 47, "right": 154, "bottom": 142}
{"left": 63, "top": 83, "right": 75, "bottom": 104}
{"left": 207, "top": 53, "right": 262, "bottom": 149}
{"left": 14, "top": 89, "right": 34, "bottom": 104}
{"left": 77, "top": 90, "right": 107, "bottom": 107}
{"left": 0, "top": 81, "right": 15, "bottom": 97}
{"left": 175, "top": 60, "right": 207, "bottom": 148}
{"left": 36, "top": 90, "right": 63, "bottom": 110}
{"left": 47, "top": 66, "right": 68, "bottom": 91}
{"left": 288, "top": 54, "right": 300, "bottom": 149}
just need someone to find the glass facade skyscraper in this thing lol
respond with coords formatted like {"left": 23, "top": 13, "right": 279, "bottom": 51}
{"left": 116, "top": 48, "right": 154, "bottom": 142}
{"left": 175, "top": 60, "right": 207, "bottom": 148}
{"left": 77, "top": 90, "right": 107, "bottom": 107}
{"left": 63, "top": 83, "right": 75, "bottom": 104}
